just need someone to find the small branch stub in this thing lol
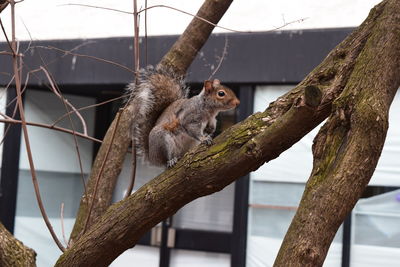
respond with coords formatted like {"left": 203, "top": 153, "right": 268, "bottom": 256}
{"left": 304, "top": 85, "right": 322, "bottom": 108}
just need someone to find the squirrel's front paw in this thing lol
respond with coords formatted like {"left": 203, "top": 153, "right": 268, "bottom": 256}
{"left": 167, "top": 157, "right": 178, "bottom": 168}
{"left": 200, "top": 135, "right": 213, "bottom": 146}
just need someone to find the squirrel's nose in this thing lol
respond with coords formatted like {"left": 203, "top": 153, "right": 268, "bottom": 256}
{"left": 233, "top": 99, "right": 240, "bottom": 107}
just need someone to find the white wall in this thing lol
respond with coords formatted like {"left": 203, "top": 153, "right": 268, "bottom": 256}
{"left": 0, "top": 0, "right": 381, "bottom": 41}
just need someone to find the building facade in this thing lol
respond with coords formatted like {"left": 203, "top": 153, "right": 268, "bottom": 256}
{"left": 1, "top": 1, "right": 399, "bottom": 267}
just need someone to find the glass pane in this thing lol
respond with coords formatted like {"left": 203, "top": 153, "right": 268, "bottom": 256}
{"left": 170, "top": 249, "right": 230, "bottom": 267}
{"left": 110, "top": 245, "right": 159, "bottom": 267}
{"left": 247, "top": 181, "right": 342, "bottom": 267}
{"left": 354, "top": 189, "right": 400, "bottom": 247}
{"left": 351, "top": 189, "right": 400, "bottom": 266}
{"left": 172, "top": 183, "right": 235, "bottom": 232}
{"left": 14, "top": 90, "right": 95, "bottom": 267}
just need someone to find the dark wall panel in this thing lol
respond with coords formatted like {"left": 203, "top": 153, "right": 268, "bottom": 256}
{"left": 0, "top": 28, "right": 353, "bottom": 90}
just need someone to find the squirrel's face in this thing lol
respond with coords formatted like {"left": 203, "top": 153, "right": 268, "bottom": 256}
{"left": 215, "top": 88, "right": 240, "bottom": 109}
{"left": 204, "top": 79, "right": 240, "bottom": 110}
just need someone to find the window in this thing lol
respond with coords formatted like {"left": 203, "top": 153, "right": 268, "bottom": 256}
{"left": 14, "top": 89, "right": 96, "bottom": 266}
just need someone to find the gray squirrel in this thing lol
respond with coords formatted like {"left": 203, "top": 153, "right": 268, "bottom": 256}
{"left": 128, "top": 66, "right": 240, "bottom": 167}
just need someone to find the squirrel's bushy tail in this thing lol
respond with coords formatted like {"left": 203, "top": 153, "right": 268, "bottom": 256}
{"left": 127, "top": 65, "right": 188, "bottom": 158}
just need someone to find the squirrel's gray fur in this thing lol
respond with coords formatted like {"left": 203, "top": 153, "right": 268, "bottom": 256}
{"left": 127, "top": 65, "right": 188, "bottom": 159}
{"left": 127, "top": 66, "right": 239, "bottom": 167}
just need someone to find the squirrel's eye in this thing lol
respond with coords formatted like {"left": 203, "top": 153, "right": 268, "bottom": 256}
{"left": 217, "top": 90, "right": 226, "bottom": 97}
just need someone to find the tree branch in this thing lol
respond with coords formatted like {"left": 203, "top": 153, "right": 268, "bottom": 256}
{"left": 274, "top": 0, "right": 400, "bottom": 265}
{"left": 55, "top": 0, "right": 387, "bottom": 264}
{"left": 0, "top": 222, "right": 36, "bottom": 267}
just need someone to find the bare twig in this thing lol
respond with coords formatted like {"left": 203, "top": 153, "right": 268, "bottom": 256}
{"left": 60, "top": 203, "right": 69, "bottom": 247}
{"left": 0, "top": 72, "right": 30, "bottom": 147}
{"left": 125, "top": 0, "right": 140, "bottom": 199}
{"left": 133, "top": 0, "right": 139, "bottom": 73}
{"left": 0, "top": 1, "right": 9, "bottom": 13}
{"left": 82, "top": 108, "right": 124, "bottom": 234}
{"left": 33, "top": 45, "right": 135, "bottom": 74}
{"left": 40, "top": 66, "right": 88, "bottom": 135}
{"left": 0, "top": 17, "right": 16, "bottom": 55}
{"left": 18, "top": 40, "right": 98, "bottom": 77}
{"left": 9, "top": 0, "right": 65, "bottom": 252}
{"left": 63, "top": 3, "right": 307, "bottom": 34}
{"left": 144, "top": 0, "right": 148, "bottom": 66}
{"left": 124, "top": 140, "right": 136, "bottom": 199}
{"left": 39, "top": 66, "right": 88, "bottom": 194}
{"left": 208, "top": 35, "right": 229, "bottom": 80}
{"left": 61, "top": 3, "right": 132, "bottom": 15}
{"left": 0, "top": 118, "right": 102, "bottom": 143}
{"left": 51, "top": 95, "right": 127, "bottom": 128}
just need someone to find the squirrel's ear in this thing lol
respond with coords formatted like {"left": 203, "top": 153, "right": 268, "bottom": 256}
{"left": 212, "top": 79, "right": 220, "bottom": 87}
{"left": 204, "top": 80, "right": 213, "bottom": 93}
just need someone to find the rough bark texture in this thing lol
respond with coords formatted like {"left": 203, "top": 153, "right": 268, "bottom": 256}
{"left": 274, "top": 0, "right": 400, "bottom": 266}
{"left": 54, "top": 1, "right": 395, "bottom": 265}
{"left": 69, "top": 0, "right": 234, "bottom": 246}
{"left": 0, "top": 222, "right": 36, "bottom": 267}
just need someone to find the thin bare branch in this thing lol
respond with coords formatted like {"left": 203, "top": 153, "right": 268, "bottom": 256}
{"left": 63, "top": 3, "right": 307, "bottom": 34}
{"left": 0, "top": 118, "right": 101, "bottom": 142}
{"left": 60, "top": 203, "right": 68, "bottom": 248}
{"left": 51, "top": 95, "right": 127, "bottom": 128}
{"left": 125, "top": 0, "right": 140, "bottom": 200}
{"left": 82, "top": 108, "right": 124, "bottom": 235}
{"left": 0, "top": 1, "right": 9, "bottom": 13}
{"left": 208, "top": 35, "right": 229, "bottom": 79}
{"left": 61, "top": 3, "right": 132, "bottom": 15}
{"left": 39, "top": 65, "right": 88, "bottom": 194}
{"left": 0, "top": 17, "right": 16, "bottom": 55}
{"left": 40, "top": 66, "right": 88, "bottom": 135}
{"left": 9, "top": 0, "right": 65, "bottom": 252}
{"left": 33, "top": 45, "right": 135, "bottom": 74}
{"left": 133, "top": 0, "right": 140, "bottom": 73}
{"left": 124, "top": 142, "right": 136, "bottom": 199}
{"left": 144, "top": 0, "right": 148, "bottom": 66}
{"left": 0, "top": 73, "right": 29, "bottom": 148}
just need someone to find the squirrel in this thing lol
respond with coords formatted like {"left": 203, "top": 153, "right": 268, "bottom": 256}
{"left": 128, "top": 66, "right": 240, "bottom": 168}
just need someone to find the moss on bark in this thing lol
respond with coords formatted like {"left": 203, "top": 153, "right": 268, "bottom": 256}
{"left": 0, "top": 222, "right": 36, "bottom": 267}
{"left": 274, "top": 1, "right": 400, "bottom": 266}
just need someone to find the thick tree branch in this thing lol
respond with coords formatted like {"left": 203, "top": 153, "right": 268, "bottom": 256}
{"left": 55, "top": 1, "right": 388, "bottom": 265}
{"left": 274, "top": 0, "right": 400, "bottom": 266}
{"left": 0, "top": 222, "right": 36, "bottom": 267}
{"left": 70, "top": 0, "right": 234, "bottom": 244}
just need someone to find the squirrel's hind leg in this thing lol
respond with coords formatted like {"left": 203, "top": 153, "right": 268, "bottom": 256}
{"left": 164, "top": 134, "right": 182, "bottom": 168}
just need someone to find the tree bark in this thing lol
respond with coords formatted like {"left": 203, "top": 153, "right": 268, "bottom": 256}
{"left": 0, "top": 222, "right": 36, "bottom": 267}
{"left": 274, "top": 0, "right": 400, "bottom": 266}
{"left": 69, "top": 0, "right": 234, "bottom": 244}
{"left": 54, "top": 1, "right": 393, "bottom": 265}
